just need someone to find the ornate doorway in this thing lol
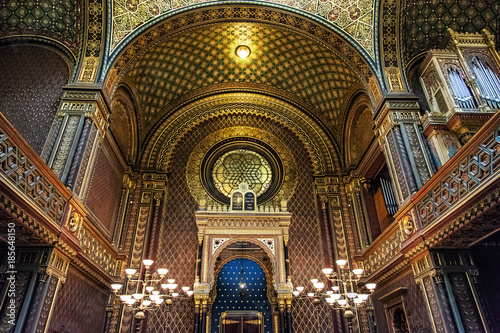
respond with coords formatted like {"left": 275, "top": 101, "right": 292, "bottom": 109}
{"left": 220, "top": 311, "right": 265, "bottom": 333}
{"left": 212, "top": 259, "right": 271, "bottom": 332}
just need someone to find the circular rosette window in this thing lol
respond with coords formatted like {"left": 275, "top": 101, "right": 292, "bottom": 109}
{"left": 202, "top": 138, "right": 283, "bottom": 205}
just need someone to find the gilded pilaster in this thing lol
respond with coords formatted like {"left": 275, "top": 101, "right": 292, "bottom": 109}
{"left": 0, "top": 247, "right": 69, "bottom": 333}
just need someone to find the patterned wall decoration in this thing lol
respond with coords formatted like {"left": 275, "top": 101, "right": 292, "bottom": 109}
{"left": 110, "top": 88, "right": 136, "bottom": 163}
{"left": 211, "top": 259, "right": 272, "bottom": 332}
{"left": 84, "top": 143, "right": 124, "bottom": 236}
{"left": 46, "top": 266, "right": 109, "bottom": 333}
{"left": 371, "top": 270, "right": 433, "bottom": 333}
{"left": 185, "top": 125, "right": 297, "bottom": 208}
{"left": 0, "top": 0, "right": 81, "bottom": 56}
{"left": 0, "top": 45, "right": 70, "bottom": 155}
{"left": 347, "top": 105, "right": 374, "bottom": 167}
{"left": 124, "top": 23, "right": 359, "bottom": 145}
{"left": 147, "top": 112, "right": 333, "bottom": 331}
{"left": 401, "top": 0, "right": 499, "bottom": 64}
{"left": 111, "top": 0, "right": 375, "bottom": 56}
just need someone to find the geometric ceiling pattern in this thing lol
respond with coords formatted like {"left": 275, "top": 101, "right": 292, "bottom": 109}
{"left": 401, "top": 0, "right": 499, "bottom": 63}
{"left": 0, "top": 0, "right": 81, "bottom": 56}
{"left": 125, "top": 22, "right": 360, "bottom": 143}
{"left": 111, "top": 0, "right": 375, "bottom": 56}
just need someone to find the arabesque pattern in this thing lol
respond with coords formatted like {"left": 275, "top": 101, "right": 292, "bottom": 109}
{"left": 111, "top": 0, "right": 374, "bottom": 55}
{"left": 402, "top": 0, "right": 499, "bottom": 62}
{"left": 0, "top": 0, "right": 81, "bottom": 55}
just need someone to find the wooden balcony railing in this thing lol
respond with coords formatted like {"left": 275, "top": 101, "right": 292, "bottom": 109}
{"left": 0, "top": 113, "right": 121, "bottom": 279}
{"left": 362, "top": 111, "right": 500, "bottom": 276}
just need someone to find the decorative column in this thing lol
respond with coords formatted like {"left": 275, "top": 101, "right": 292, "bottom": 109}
{"left": 43, "top": 90, "right": 109, "bottom": 194}
{"left": 193, "top": 239, "right": 204, "bottom": 332}
{"left": 113, "top": 173, "right": 136, "bottom": 249}
{"left": 375, "top": 98, "right": 436, "bottom": 206}
{"left": 344, "top": 178, "right": 374, "bottom": 251}
{"left": 193, "top": 298, "right": 201, "bottom": 333}
{"left": 412, "top": 250, "right": 490, "bottom": 332}
{"left": 285, "top": 299, "right": 293, "bottom": 333}
{"left": 0, "top": 247, "right": 69, "bottom": 333}
{"left": 278, "top": 298, "right": 286, "bottom": 333}
{"left": 118, "top": 172, "right": 168, "bottom": 333}
{"left": 200, "top": 299, "right": 208, "bottom": 333}
{"left": 314, "top": 176, "right": 351, "bottom": 268}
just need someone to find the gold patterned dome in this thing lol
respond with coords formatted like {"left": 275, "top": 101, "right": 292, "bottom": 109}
{"left": 212, "top": 149, "right": 272, "bottom": 197}
{"left": 120, "top": 22, "right": 362, "bottom": 146}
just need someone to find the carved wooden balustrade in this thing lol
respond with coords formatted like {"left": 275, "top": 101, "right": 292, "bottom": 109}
{"left": 0, "top": 113, "right": 121, "bottom": 284}
{"left": 361, "top": 111, "right": 500, "bottom": 281}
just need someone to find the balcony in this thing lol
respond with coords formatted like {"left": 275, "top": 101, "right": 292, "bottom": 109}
{"left": 362, "top": 111, "right": 500, "bottom": 278}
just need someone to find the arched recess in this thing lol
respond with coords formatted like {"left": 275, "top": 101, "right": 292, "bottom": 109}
{"left": 211, "top": 257, "right": 274, "bottom": 332}
{"left": 344, "top": 92, "right": 376, "bottom": 169}
{"left": 109, "top": 84, "right": 138, "bottom": 164}
{"left": 0, "top": 40, "right": 73, "bottom": 155}
{"left": 211, "top": 239, "right": 277, "bottom": 293}
{"left": 142, "top": 92, "right": 340, "bottom": 176}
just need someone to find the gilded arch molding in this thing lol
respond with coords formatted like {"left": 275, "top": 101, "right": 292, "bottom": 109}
{"left": 142, "top": 92, "right": 339, "bottom": 175}
{"left": 212, "top": 240, "right": 277, "bottom": 286}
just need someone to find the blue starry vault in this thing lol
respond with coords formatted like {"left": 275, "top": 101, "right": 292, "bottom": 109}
{"left": 211, "top": 258, "right": 272, "bottom": 332}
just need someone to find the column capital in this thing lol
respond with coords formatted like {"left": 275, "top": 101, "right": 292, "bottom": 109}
{"left": 374, "top": 97, "right": 421, "bottom": 139}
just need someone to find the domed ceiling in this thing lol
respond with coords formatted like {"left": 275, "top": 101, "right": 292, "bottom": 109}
{"left": 119, "top": 22, "right": 362, "bottom": 147}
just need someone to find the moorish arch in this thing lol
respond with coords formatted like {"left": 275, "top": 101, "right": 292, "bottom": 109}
{"left": 142, "top": 92, "right": 342, "bottom": 175}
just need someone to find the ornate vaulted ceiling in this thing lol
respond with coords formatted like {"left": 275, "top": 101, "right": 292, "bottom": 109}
{"left": 120, "top": 22, "right": 363, "bottom": 148}
{"left": 111, "top": 0, "right": 375, "bottom": 56}
{"left": 0, "top": 0, "right": 82, "bottom": 56}
{"left": 401, "top": 0, "right": 499, "bottom": 64}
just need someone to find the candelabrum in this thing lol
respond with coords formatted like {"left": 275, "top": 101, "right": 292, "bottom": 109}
{"left": 111, "top": 259, "right": 193, "bottom": 314}
{"left": 292, "top": 259, "right": 376, "bottom": 330}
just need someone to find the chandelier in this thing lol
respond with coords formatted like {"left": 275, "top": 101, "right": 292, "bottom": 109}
{"left": 111, "top": 259, "right": 193, "bottom": 313}
{"left": 293, "top": 259, "right": 376, "bottom": 324}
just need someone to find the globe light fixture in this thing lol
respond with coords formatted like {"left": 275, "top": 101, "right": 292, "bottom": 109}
{"left": 235, "top": 45, "right": 251, "bottom": 59}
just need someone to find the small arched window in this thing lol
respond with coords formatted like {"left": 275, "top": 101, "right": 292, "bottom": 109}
{"left": 471, "top": 57, "right": 500, "bottom": 109}
{"left": 448, "top": 67, "right": 477, "bottom": 109}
